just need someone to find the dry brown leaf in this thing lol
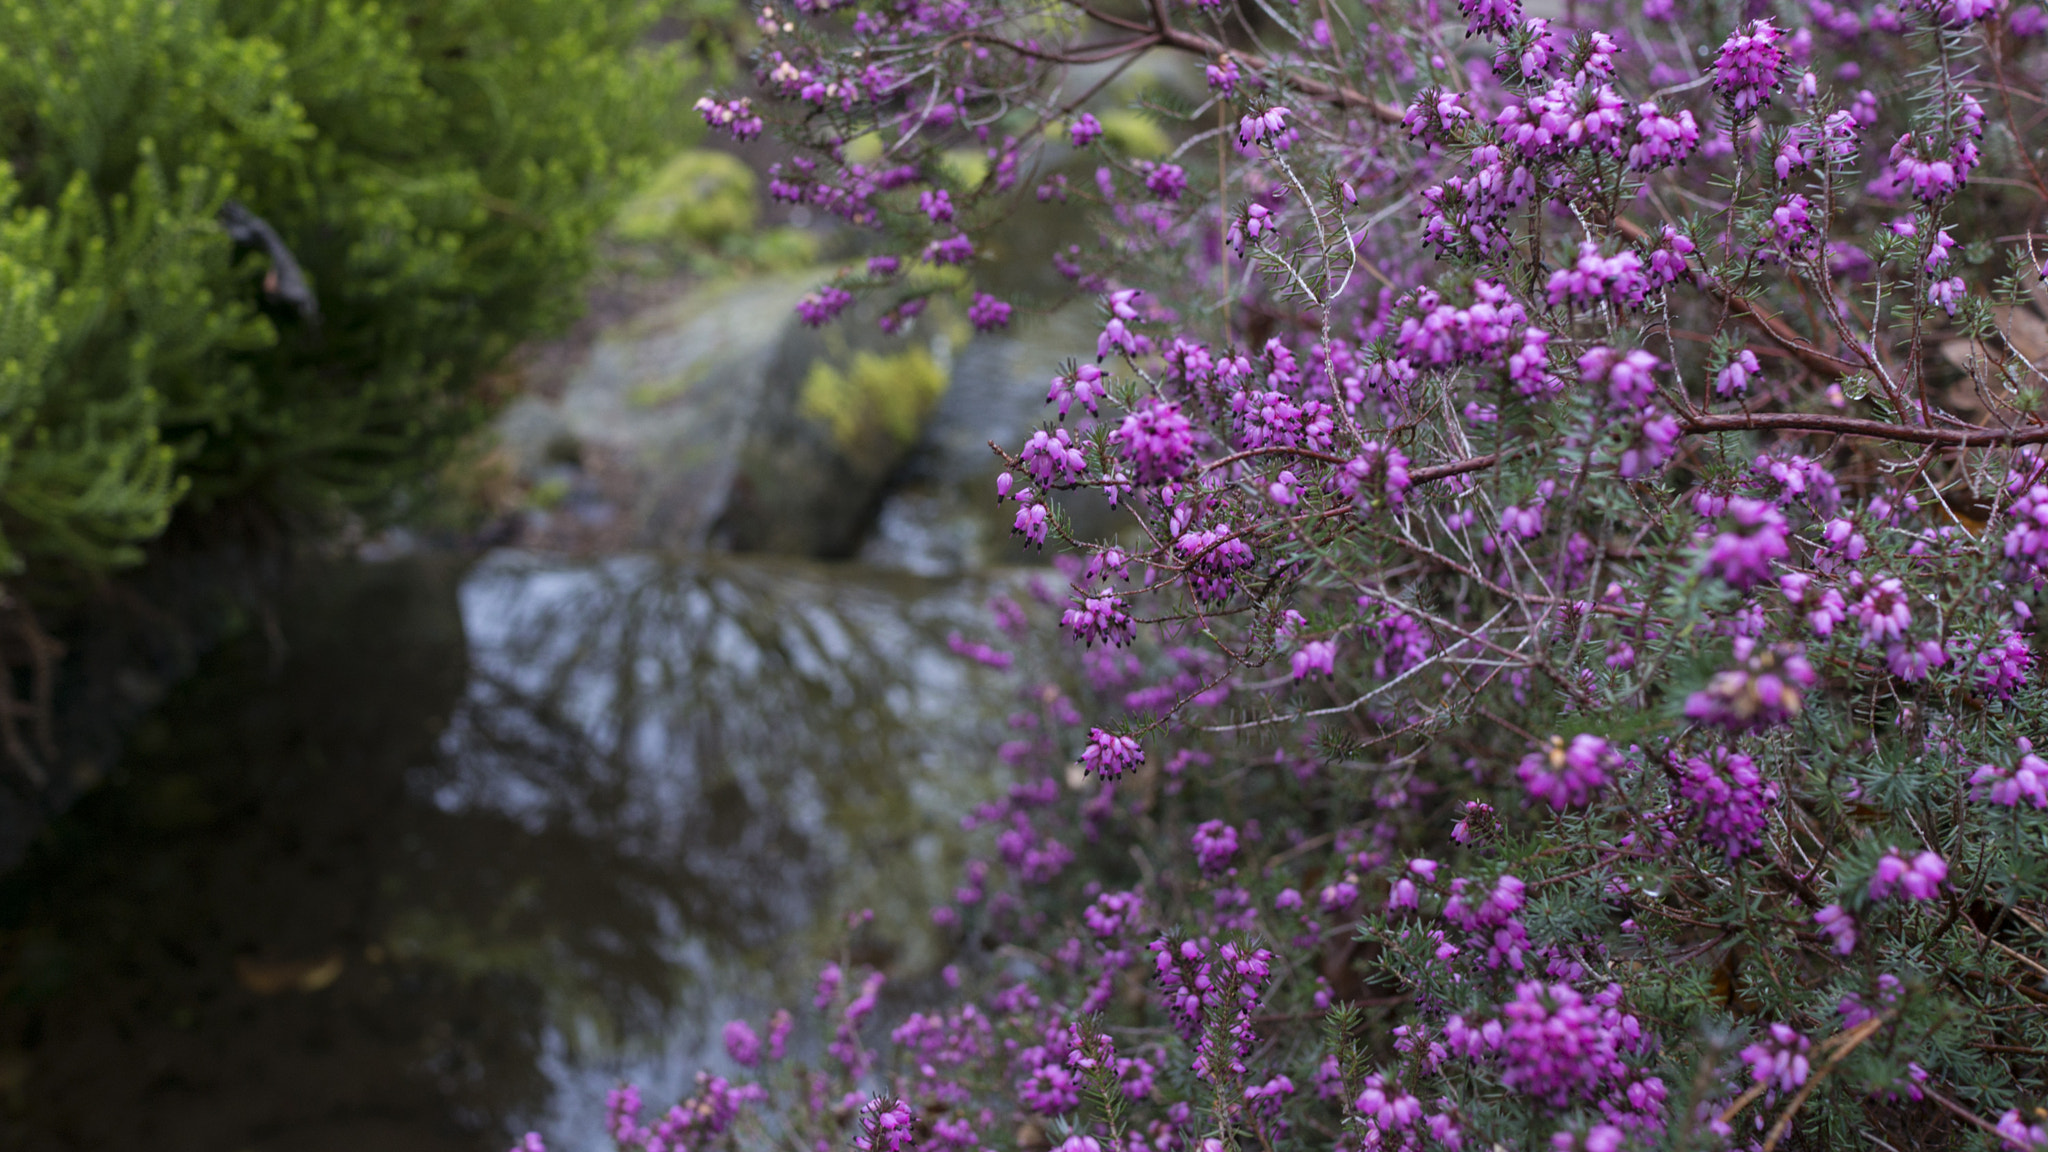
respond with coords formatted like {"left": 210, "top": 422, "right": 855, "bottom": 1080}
{"left": 234, "top": 953, "right": 345, "bottom": 995}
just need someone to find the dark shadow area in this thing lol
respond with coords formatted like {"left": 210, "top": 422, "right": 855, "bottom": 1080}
{"left": 0, "top": 552, "right": 1032, "bottom": 1151}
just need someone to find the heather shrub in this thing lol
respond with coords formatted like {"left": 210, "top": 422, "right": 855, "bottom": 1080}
{"left": 552, "top": 0, "right": 2048, "bottom": 1149}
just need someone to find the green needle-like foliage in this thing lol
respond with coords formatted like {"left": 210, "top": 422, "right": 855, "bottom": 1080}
{"left": 0, "top": 0, "right": 699, "bottom": 586}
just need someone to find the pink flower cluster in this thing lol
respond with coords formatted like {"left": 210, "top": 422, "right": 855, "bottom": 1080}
{"left": 1703, "top": 498, "right": 1790, "bottom": 590}
{"left": 1868, "top": 847, "right": 1947, "bottom": 901}
{"left": 1518, "top": 734, "right": 1616, "bottom": 810}
{"left": 1080, "top": 727, "right": 1143, "bottom": 779}
{"left": 1684, "top": 645, "right": 1816, "bottom": 733}
{"left": 1741, "top": 1023, "right": 1811, "bottom": 1094}
{"left": 1676, "top": 748, "right": 1779, "bottom": 859}
{"left": 1971, "top": 739, "right": 2048, "bottom": 808}
{"left": 1446, "top": 982, "right": 1648, "bottom": 1108}
{"left": 1712, "top": 20, "right": 1787, "bottom": 114}
{"left": 1190, "top": 820, "right": 1239, "bottom": 873}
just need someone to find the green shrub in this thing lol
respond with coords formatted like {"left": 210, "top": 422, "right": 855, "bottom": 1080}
{"left": 0, "top": 0, "right": 698, "bottom": 585}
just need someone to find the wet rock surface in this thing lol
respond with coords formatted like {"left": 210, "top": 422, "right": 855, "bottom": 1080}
{"left": 494, "top": 266, "right": 1108, "bottom": 569}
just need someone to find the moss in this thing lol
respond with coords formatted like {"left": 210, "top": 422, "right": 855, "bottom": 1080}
{"left": 798, "top": 346, "right": 949, "bottom": 453}
{"left": 613, "top": 149, "right": 759, "bottom": 246}
{"left": 748, "top": 227, "right": 822, "bottom": 271}
{"left": 939, "top": 149, "right": 990, "bottom": 190}
{"left": 1098, "top": 109, "right": 1170, "bottom": 157}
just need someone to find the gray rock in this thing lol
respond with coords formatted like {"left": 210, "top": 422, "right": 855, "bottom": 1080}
{"left": 550, "top": 271, "right": 820, "bottom": 550}
{"left": 857, "top": 305, "right": 1130, "bottom": 575}
{"left": 713, "top": 301, "right": 960, "bottom": 557}
{"left": 499, "top": 270, "right": 973, "bottom": 560}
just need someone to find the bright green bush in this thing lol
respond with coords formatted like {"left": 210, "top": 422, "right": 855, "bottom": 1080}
{"left": 0, "top": 0, "right": 698, "bottom": 584}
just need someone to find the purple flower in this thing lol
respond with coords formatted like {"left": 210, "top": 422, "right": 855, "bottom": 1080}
{"left": 969, "top": 292, "right": 1013, "bottom": 331}
{"left": 1456, "top": 0, "right": 1520, "bottom": 34}
{"left": 1715, "top": 349, "right": 1762, "bottom": 396}
{"left": 1205, "top": 58, "right": 1240, "bottom": 94}
{"left": 1851, "top": 577, "right": 1912, "bottom": 644}
{"left": 1741, "top": 1023, "right": 1811, "bottom": 1093}
{"left": 1925, "top": 227, "right": 1958, "bottom": 273}
{"left": 1144, "top": 163, "right": 1188, "bottom": 201}
{"left": 1548, "top": 245, "right": 1653, "bottom": 310}
{"left": 1928, "top": 275, "right": 1966, "bottom": 316}
{"left": 1084, "top": 889, "right": 1144, "bottom": 936}
{"left": 856, "top": 1098, "right": 917, "bottom": 1152}
{"left": 924, "top": 234, "right": 976, "bottom": 264}
{"left": 1508, "top": 327, "right": 1559, "bottom": 396}
{"left": 797, "top": 285, "right": 855, "bottom": 327}
{"left": 693, "top": 95, "right": 765, "bottom": 140}
{"left": 1816, "top": 903, "right": 1858, "bottom": 953}
{"left": 1340, "top": 440, "right": 1412, "bottom": 510}
{"left": 1318, "top": 877, "right": 1360, "bottom": 913}
{"left": 1080, "top": 727, "right": 1143, "bottom": 779}
{"left": 1518, "top": 734, "right": 1616, "bottom": 810}
{"left": 1354, "top": 1073, "right": 1423, "bottom": 1133}
{"left": 1997, "top": 1109, "right": 2048, "bottom": 1150}
{"left": 1020, "top": 427, "right": 1086, "bottom": 485}
{"left": 919, "top": 188, "right": 954, "bottom": 222}
{"left": 813, "top": 961, "right": 842, "bottom": 1008}
{"left": 722, "top": 1018, "right": 762, "bottom": 1066}
{"left": 1677, "top": 748, "right": 1779, "bottom": 859}
{"left": 1576, "top": 346, "right": 1662, "bottom": 405}
{"left": 1237, "top": 106, "right": 1291, "bottom": 148}
{"left": 1097, "top": 289, "right": 1147, "bottom": 358}
{"left": 1703, "top": 497, "right": 1790, "bottom": 590}
{"left": 1370, "top": 611, "right": 1433, "bottom": 678}
{"left": 1387, "top": 874, "right": 1420, "bottom": 911}
{"left": 1013, "top": 500, "right": 1049, "bottom": 547}
{"left": 1550, "top": 1127, "right": 1625, "bottom": 1152}
{"left": 1291, "top": 639, "right": 1336, "bottom": 679}
{"left": 1975, "top": 628, "right": 2034, "bottom": 697}
{"left": 605, "top": 1085, "right": 644, "bottom": 1145}
{"left": 1928, "top": 0, "right": 2002, "bottom": 24}
{"left": 1887, "top": 132, "right": 1967, "bottom": 202}
{"left": 1771, "top": 194, "right": 1818, "bottom": 254}
{"left": 1062, "top": 592, "right": 1135, "bottom": 647}
{"left": 1970, "top": 739, "right": 2048, "bottom": 807}
{"left": 1868, "top": 847, "right": 1947, "bottom": 901}
{"left": 1111, "top": 399, "right": 1197, "bottom": 484}
{"left": 1452, "top": 800, "right": 1497, "bottom": 844}
{"left": 1684, "top": 646, "right": 1817, "bottom": 732}
{"left": 1046, "top": 363, "right": 1106, "bottom": 419}
{"left": 1191, "top": 819, "right": 1240, "bottom": 873}
{"left": 1447, "top": 982, "right": 1643, "bottom": 1106}
{"left": 1069, "top": 113, "right": 1104, "bottom": 147}
{"left": 878, "top": 297, "right": 926, "bottom": 334}
{"left": 1176, "top": 524, "right": 1256, "bottom": 601}
{"left": 2004, "top": 484, "right": 2048, "bottom": 573}
{"left": 1884, "top": 639, "right": 1948, "bottom": 681}
{"left": 1629, "top": 102, "right": 1700, "bottom": 170}
{"left": 1712, "top": 20, "right": 1787, "bottom": 114}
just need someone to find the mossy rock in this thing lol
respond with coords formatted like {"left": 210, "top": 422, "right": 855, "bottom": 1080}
{"left": 716, "top": 300, "right": 963, "bottom": 557}
{"left": 613, "top": 149, "right": 758, "bottom": 246}
{"left": 798, "top": 346, "right": 948, "bottom": 454}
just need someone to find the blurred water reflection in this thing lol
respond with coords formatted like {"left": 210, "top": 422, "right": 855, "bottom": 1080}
{"left": 0, "top": 551, "right": 1040, "bottom": 1151}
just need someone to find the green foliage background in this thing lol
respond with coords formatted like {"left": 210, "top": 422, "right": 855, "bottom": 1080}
{"left": 0, "top": 0, "right": 709, "bottom": 588}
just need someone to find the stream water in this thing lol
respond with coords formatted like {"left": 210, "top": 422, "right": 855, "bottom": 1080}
{"left": 0, "top": 549, "right": 1049, "bottom": 1151}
